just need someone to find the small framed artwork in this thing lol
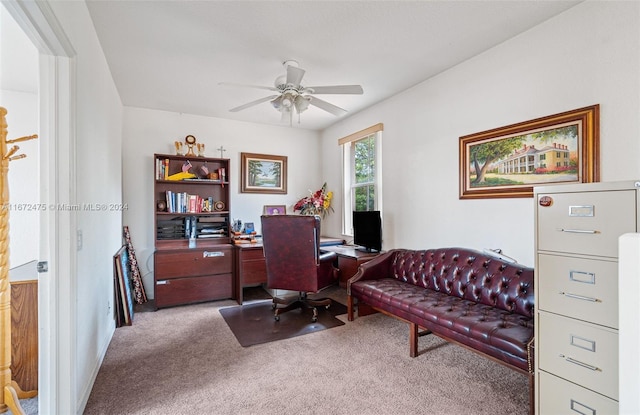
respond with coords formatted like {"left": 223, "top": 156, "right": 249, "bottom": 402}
{"left": 263, "top": 205, "right": 286, "bottom": 215}
{"left": 241, "top": 152, "right": 287, "bottom": 194}
{"left": 459, "top": 104, "right": 599, "bottom": 199}
{"left": 244, "top": 222, "right": 255, "bottom": 234}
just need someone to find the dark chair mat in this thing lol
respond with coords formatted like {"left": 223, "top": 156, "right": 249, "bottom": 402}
{"left": 219, "top": 297, "right": 347, "bottom": 347}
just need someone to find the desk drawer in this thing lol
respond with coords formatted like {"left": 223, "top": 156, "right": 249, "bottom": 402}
{"left": 155, "top": 247, "right": 232, "bottom": 279}
{"left": 538, "top": 311, "right": 618, "bottom": 400}
{"left": 155, "top": 273, "right": 232, "bottom": 308}
{"left": 538, "top": 371, "right": 618, "bottom": 415}
{"left": 538, "top": 253, "right": 618, "bottom": 329}
{"left": 241, "top": 258, "right": 267, "bottom": 285}
{"left": 537, "top": 190, "right": 636, "bottom": 257}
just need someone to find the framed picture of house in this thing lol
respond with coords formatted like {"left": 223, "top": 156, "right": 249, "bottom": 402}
{"left": 263, "top": 205, "right": 286, "bottom": 215}
{"left": 459, "top": 104, "right": 600, "bottom": 199}
{"left": 240, "top": 152, "right": 287, "bottom": 194}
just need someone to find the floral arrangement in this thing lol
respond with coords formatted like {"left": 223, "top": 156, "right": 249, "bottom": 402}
{"left": 294, "top": 182, "right": 334, "bottom": 218}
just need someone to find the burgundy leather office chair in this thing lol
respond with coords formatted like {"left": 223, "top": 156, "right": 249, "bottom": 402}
{"left": 261, "top": 215, "right": 338, "bottom": 322}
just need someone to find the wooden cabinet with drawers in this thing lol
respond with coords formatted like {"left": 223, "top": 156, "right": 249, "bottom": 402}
{"left": 534, "top": 181, "right": 640, "bottom": 414}
{"left": 153, "top": 153, "right": 233, "bottom": 308}
{"left": 154, "top": 246, "right": 233, "bottom": 308}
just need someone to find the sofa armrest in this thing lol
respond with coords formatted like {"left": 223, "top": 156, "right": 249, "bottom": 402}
{"left": 347, "top": 250, "right": 396, "bottom": 295}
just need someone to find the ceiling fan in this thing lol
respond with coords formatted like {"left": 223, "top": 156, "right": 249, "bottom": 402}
{"left": 220, "top": 60, "right": 364, "bottom": 125}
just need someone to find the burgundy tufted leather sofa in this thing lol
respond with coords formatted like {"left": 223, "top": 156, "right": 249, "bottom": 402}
{"left": 347, "top": 247, "right": 534, "bottom": 413}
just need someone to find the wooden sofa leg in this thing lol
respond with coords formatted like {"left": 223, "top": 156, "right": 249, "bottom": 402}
{"left": 409, "top": 322, "right": 418, "bottom": 357}
{"left": 347, "top": 295, "right": 355, "bottom": 321}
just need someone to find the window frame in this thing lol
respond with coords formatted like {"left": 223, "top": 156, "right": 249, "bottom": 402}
{"left": 340, "top": 126, "right": 383, "bottom": 238}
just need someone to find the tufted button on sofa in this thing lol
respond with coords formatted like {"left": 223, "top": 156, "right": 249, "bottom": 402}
{"left": 347, "top": 247, "right": 534, "bottom": 414}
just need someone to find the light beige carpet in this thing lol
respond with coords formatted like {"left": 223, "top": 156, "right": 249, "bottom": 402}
{"left": 84, "top": 286, "right": 529, "bottom": 415}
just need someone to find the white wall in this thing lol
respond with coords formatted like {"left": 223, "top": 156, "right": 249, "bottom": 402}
{"left": 321, "top": 0, "right": 640, "bottom": 267}
{"left": 46, "top": 1, "right": 124, "bottom": 412}
{"left": 122, "top": 108, "right": 321, "bottom": 297}
{"left": 0, "top": 6, "right": 40, "bottom": 273}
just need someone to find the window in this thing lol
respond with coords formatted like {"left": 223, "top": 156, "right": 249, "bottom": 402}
{"left": 339, "top": 123, "right": 383, "bottom": 237}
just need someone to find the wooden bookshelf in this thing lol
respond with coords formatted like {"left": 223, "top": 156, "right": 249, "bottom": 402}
{"left": 153, "top": 153, "right": 233, "bottom": 308}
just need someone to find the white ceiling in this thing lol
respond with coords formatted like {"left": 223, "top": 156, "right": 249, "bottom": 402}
{"left": 83, "top": 1, "right": 580, "bottom": 131}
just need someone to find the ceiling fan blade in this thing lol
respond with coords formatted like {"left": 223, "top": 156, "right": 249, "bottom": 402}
{"left": 286, "top": 65, "right": 305, "bottom": 86}
{"left": 219, "top": 82, "right": 278, "bottom": 92}
{"left": 309, "top": 96, "right": 347, "bottom": 116}
{"left": 306, "top": 85, "right": 364, "bottom": 95}
{"left": 229, "top": 95, "right": 279, "bottom": 112}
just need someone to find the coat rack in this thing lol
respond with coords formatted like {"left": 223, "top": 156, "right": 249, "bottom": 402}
{"left": 0, "top": 107, "right": 38, "bottom": 414}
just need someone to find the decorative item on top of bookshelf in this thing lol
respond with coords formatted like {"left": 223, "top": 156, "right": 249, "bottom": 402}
{"left": 185, "top": 134, "right": 197, "bottom": 156}
{"left": 240, "top": 152, "right": 287, "bottom": 194}
{"left": 294, "top": 182, "right": 334, "bottom": 218}
{"left": 197, "top": 142, "right": 205, "bottom": 157}
{"left": 174, "top": 141, "right": 184, "bottom": 156}
{"left": 459, "top": 104, "right": 600, "bottom": 199}
{"left": 263, "top": 205, "right": 286, "bottom": 215}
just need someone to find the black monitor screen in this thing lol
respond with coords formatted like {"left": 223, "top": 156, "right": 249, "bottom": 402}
{"left": 353, "top": 210, "right": 382, "bottom": 252}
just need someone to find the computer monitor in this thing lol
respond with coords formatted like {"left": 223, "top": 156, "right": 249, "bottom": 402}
{"left": 352, "top": 210, "right": 382, "bottom": 252}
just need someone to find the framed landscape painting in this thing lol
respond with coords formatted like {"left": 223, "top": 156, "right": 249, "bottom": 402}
{"left": 459, "top": 105, "right": 599, "bottom": 199}
{"left": 240, "top": 152, "right": 287, "bottom": 194}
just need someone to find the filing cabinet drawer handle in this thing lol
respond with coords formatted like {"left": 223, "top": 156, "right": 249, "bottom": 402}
{"left": 203, "top": 251, "right": 225, "bottom": 258}
{"left": 558, "top": 291, "right": 600, "bottom": 302}
{"left": 560, "top": 354, "right": 600, "bottom": 371}
{"left": 570, "top": 399, "right": 596, "bottom": 415}
{"left": 557, "top": 228, "right": 599, "bottom": 234}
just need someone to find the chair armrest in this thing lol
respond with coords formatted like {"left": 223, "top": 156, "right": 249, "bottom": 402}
{"left": 347, "top": 250, "right": 396, "bottom": 294}
{"left": 319, "top": 251, "right": 338, "bottom": 264}
{"left": 317, "top": 251, "right": 339, "bottom": 288}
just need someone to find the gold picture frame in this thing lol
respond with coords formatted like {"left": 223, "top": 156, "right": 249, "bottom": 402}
{"left": 240, "top": 152, "right": 287, "bottom": 194}
{"left": 459, "top": 104, "right": 599, "bottom": 199}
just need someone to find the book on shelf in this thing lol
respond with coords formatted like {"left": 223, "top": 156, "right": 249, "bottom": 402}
{"left": 164, "top": 191, "right": 216, "bottom": 213}
{"left": 156, "top": 158, "right": 169, "bottom": 180}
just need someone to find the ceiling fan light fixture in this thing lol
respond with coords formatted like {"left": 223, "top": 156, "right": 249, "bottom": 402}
{"left": 270, "top": 95, "right": 284, "bottom": 110}
{"left": 294, "top": 96, "right": 311, "bottom": 113}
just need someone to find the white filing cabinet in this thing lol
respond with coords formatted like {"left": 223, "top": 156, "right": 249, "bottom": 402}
{"left": 534, "top": 181, "right": 640, "bottom": 414}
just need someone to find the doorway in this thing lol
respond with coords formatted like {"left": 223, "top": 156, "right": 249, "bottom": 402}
{"left": 1, "top": 1, "right": 75, "bottom": 413}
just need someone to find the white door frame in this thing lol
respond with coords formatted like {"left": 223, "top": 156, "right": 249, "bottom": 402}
{"left": 2, "top": 1, "right": 76, "bottom": 413}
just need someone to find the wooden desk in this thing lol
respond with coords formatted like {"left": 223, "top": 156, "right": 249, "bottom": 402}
{"left": 233, "top": 238, "right": 348, "bottom": 304}
{"left": 233, "top": 243, "right": 267, "bottom": 304}
{"left": 320, "top": 245, "right": 380, "bottom": 288}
